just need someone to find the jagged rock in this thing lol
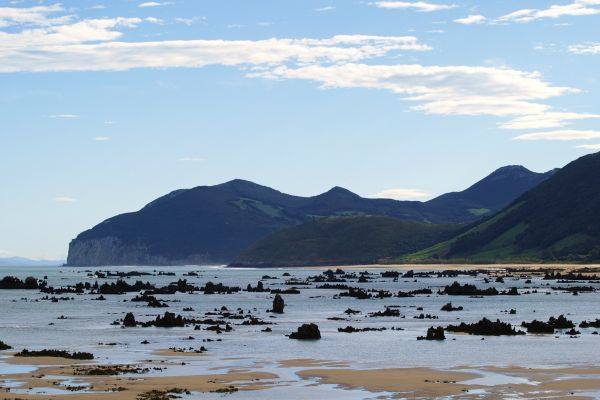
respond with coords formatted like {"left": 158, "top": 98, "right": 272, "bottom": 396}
{"left": 272, "top": 294, "right": 284, "bottom": 314}
{"left": 418, "top": 327, "right": 446, "bottom": 341}
{"left": 441, "top": 282, "right": 498, "bottom": 296}
{"left": 247, "top": 281, "right": 268, "bottom": 292}
{"left": 338, "top": 326, "right": 386, "bottom": 333}
{"left": 0, "top": 276, "right": 44, "bottom": 290}
{"left": 441, "top": 302, "right": 463, "bottom": 312}
{"left": 203, "top": 282, "right": 241, "bottom": 295}
{"left": 580, "top": 319, "right": 600, "bottom": 328}
{"left": 446, "top": 318, "right": 525, "bottom": 336}
{"left": 521, "top": 320, "right": 554, "bottom": 334}
{"left": 15, "top": 349, "right": 94, "bottom": 360}
{"left": 143, "top": 312, "right": 186, "bottom": 328}
{"left": 0, "top": 340, "right": 12, "bottom": 350}
{"left": 369, "top": 307, "right": 400, "bottom": 317}
{"left": 522, "top": 315, "right": 574, "bottom": 333}
{"left": 123, "top": 312, "right": 137, "bottom": 327}
{"left": 289, "top": 323, "right": 321, "bottom": 340}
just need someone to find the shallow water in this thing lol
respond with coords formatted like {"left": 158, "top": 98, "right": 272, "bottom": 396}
{"left": 0, "top": 265, "right": 599, "bottom": 374}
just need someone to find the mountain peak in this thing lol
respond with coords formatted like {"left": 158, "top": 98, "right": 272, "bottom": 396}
{"left": 487, "top": 165, "right": 534, "bottom": 179}
{"left": 320, "top": 186, "right": 360, "bottom": 198}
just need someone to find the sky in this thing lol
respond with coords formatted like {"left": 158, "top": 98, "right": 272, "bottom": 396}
{"left": 1, "top": 0, "right": 600, "bottom": 260}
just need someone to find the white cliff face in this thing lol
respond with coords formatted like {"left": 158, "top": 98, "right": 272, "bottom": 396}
{"left": 66, "top": 236, "right": 219, "bottom": 266}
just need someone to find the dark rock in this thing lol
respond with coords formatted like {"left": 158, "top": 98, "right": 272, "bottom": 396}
{"left": 289, "top": 323, "right": 321, "bottom": 340}
{"left": 441, "top": 302, "right": 463, "bottom": 312}
{"left": 441, "top": 282, "right": 498, "bottom": 296}
{"left": 446, "top": 318, "right": 525, "bottom": 336}
{"left": 369, "top": 307, "right": 400, "bottom": 317}
{"left": 418, "top": 326, "right": 446, "bottom": 341}
{"left": 0, "top": 276, "right": 44, "bottom": 290}
{"left": 123, "top": 312, "right": 137, "bottom": 327}
{"left": 0, "top": 340, "right": 12, "bottom": 350}
{"left": 15, "top": 349, "right": 94, "bottom": 360}
{"left": 272, "top": 294, "right": 284, "bottom": 314}
{"left": 580, "top": 319, "right": 600, "bottom": 328}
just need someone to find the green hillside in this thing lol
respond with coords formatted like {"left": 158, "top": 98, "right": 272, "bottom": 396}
{"left": 403, "top": 152, "right": 600, "bottom": 263}
{"left": 232, "top": 216, "right": 459, "bottom": 267}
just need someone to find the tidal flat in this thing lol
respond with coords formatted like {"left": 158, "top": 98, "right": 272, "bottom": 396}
{"left": 1, "top": 264, "right": 600, "bottom": 399}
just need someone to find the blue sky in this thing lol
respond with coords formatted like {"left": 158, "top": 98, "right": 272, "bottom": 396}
{"left": 1, "top": 0, "right": 600, "bottom": 259}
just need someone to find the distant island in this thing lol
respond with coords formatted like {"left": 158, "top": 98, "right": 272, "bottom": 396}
{"left": 0, "top": 257, "right": 64, "bottom": 267}
{"left": 67, "top": 164, "right": 554, "bottom": 267}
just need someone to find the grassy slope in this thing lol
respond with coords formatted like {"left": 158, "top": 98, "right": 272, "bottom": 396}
{"left": 233, "top": 216, "right": 460, "bottom": 267}
{"left": 403, "top": 152, "right": 600, "bottom": 263}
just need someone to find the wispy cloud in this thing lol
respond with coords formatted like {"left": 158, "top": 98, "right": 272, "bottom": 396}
{"left": 0, "top": 30, "right": 430, "bottom": 73}
{"left": 513, "top": 130, "right": 600, "bottom": 141}
{"left": 94, "top": 136, "right": 111, "bottom": 141}
{"left": 373, "top": 188, "right": 432, "bottom": 200}
{"left": 569, "top": 42, "right": 600, "bottom": 54}
{"left": 178, "top": 157, "right": 204, "bottom": 162}
{"left": 254, "top": 64, "right": 577, "bottom": 118}
{"left": 139, "top": 2, "right": 174, "bottom": 8}
{"left": 576, "top": 143, "right": 600, "bottom": 150}
{"left": 49, "top": 114, "right": 79, "bottom": 119}
{"left": 0, "top": 4, "right": 71, "bottom": 27}
{"left": 497, "top": 0, "right": 600, "bottom": 24}
{"left": 53, "top": 196, "right": 77, "bottom": 203}
{"left": 454, "top": 15, "right": 486, "bottom": 25}
{"left": 315, "top": 6, "right": 335, "bottom": 12}
{"left": 500, "top": 112, "right": 600, "bottom": 130}
{"left": 371, "top": 1, "right": 456, "bottom": 12}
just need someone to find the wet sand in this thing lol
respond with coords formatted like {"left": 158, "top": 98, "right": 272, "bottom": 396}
{"left": 3, "top": 355, "right": 600, "bottom": 399}
{"left": 0, "top": 357, "right": 277, "bottom": 400}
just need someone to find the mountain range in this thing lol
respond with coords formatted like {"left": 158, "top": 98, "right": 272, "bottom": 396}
{"left": 0, "top": 257, "right": 64, "bottom": 267}
{"left": 403, "top": 152, "right": 600, "bottom": 263}
{"left": 67, "top": 165, "right": 554, "bottom": 266}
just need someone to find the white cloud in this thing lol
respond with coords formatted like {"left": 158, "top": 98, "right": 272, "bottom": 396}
{"left": 0, "top": 31, "right": 430, "bottom": 73}
{"left": 373, "top": 188, "right": 432, "bottom": 200}
{"left": 0, "top": 4, "right": 71, "bottom": 27}
{"left": 513, "top": 130, "right": 600, "bottom": 141}
{"left": 53, "top": 196, "right": 77, "bottom": 203}
{"left": 315, "top": 6, "right": 335, "bottom": 12}
{"left": 0, "top": 249, "right": 11, "bottom": 257}
{"left": 454, "top": 15, "right": 486, "bottom": 25}
{"left": 94, "top": 136, "right": 110, "bottom": 141}
{"left": 569, "top": 42, "right": 600, "bottom": 54}
{"left": 145, "top": 17, "right": 164, "bottom": 25}
{"left": 175, "top": 17, "right": 205, "bottom": 26}
{"left": 497, "top": 0, "right": 600, "bottom": 24}
{"left": 49, "top": 114, "right": 79, "bottom": 119}
{"left": 1, "top": 6, "right": 593, "bottom": 133}
{"left": 139, "top": 2, "right": 174, "bottom": 8}
{"left": 371, "top": 1, "right": 456, "bottom": 12}
{"left": 500, "top": 112, "right": 600, "bottom": 130}
{"left": 254, "top": 63, "right": 577, "bottom": 117}
{"left": 576, "top": 143, "right": 600, "bottom": 150}
{"left": 178, "top": 157, "right": 204, "bottom": 162}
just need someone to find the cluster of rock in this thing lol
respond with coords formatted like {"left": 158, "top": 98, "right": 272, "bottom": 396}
{"left": 15, "top": 349, "right": 94, "bottom": 360}
{"left": 521, "top": 315, "right": 575, "bottom": 334}
{"left": 446, "top": 318, "right": 525, "bottom": 336}
{"left": 418, "top": 327, "right": 446, "bottom": 341}
{"left": 0, "top": 276, "right": 45, "bottom": 290}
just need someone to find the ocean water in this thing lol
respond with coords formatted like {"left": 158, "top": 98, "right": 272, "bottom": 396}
{"left": 0, "top": 264, "right": 599, "bottom": 374}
